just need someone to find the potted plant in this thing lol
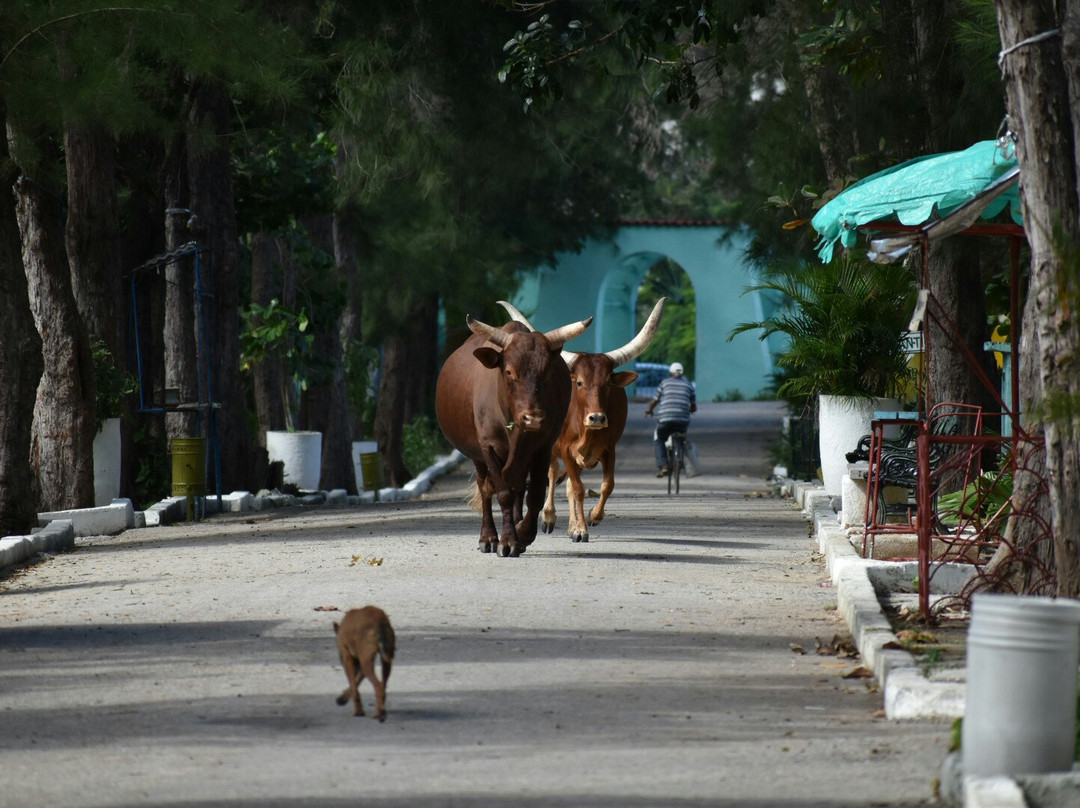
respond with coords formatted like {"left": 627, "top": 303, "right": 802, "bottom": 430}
{"left": 729, "top": 254, "right": 918, "bottom": 494}
{"left": 91, "top": 338, "right": 138, "bottom": 506}
{"left": 240, "top": 298, "right": 323, "bottom": 491}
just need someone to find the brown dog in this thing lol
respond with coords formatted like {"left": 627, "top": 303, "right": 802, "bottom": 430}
{"left": 333, "top": 606, "right": 395, "bottom": 721}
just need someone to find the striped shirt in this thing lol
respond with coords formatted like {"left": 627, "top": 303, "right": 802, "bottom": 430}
{"left": 652, "top": 377, "right": 696, "bottom": 423}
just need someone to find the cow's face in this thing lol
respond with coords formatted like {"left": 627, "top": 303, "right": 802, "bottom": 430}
{"left": 474, "top": 330, "right": 563, "bottom": 432}
{"left": 570, "top": 355, "right": 638, "bottom": 430}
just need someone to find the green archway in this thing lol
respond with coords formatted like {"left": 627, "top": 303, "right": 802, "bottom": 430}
{"left": 512, "top": 222, "right": 777, "bottom": 401}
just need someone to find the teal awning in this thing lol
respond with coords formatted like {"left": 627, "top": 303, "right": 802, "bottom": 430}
{"left": 811, "top": 139, "right": 1023, "bottom": 263}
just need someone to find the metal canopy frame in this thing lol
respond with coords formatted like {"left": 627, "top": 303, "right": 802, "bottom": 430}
{"left": 850, "top": 175, "right": 1051, "bottom": 616}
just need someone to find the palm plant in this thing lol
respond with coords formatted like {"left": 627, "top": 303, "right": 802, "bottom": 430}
{"left": 729, "top": 254, "right": 918, "bottom": 401}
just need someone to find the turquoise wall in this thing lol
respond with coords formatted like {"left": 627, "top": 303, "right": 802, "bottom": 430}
{"left": 512, "top": 225, "right": 776, "bottom": 402}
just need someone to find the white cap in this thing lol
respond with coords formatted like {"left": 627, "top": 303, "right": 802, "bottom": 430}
{"left": 669, "top": 362, "right": 684, "bottom": 376}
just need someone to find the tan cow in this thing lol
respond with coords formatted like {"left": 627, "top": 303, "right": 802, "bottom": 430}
{"left": 498, "top": 299, "right": 665, "bottom": 542}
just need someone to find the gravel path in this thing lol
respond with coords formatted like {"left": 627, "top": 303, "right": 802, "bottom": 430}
{"left": 0, "top": 402, "right": 949, "bottom": 807}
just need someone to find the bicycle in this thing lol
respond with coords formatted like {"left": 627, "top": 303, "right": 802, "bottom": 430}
{"left": 665, "top": 431, "right": 688, "bottom": 495}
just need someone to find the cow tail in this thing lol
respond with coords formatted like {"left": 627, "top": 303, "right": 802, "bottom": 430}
{"left": 467, "top": 481, "right": 483, "bottom": 513}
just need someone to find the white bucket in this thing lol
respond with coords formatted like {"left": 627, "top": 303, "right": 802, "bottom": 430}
{"left": 962, "top": 593, "right": 1080, "bottom": 778}
{"left": 265, "top": 430, "right": 323, "bottom": 492}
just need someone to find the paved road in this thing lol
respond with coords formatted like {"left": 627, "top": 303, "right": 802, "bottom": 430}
{"left": 0, "top": 402, "right": 949, "bottom": 808}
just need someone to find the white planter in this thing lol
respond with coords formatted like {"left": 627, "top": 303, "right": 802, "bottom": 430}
{"left": 93, "top": 417, "right": 122, "bottom": 506}
{"left": 266, "top": 430, "right": 323, "bottom": 491}
{"left": 817, "top": 394, "right": 900, "bottom": 496}
{"left": 352, "top": 441, "right": 379, "bottom": 492}
{"left": 963, "top": 593, "right": 1080, "bottom": 778}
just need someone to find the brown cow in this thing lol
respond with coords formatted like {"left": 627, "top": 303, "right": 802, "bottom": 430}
{"left": 499, "top": 298, "right": 665, "bottom": 542}
{"left": 435, "top": 312, "right": 592, "bottom": 556}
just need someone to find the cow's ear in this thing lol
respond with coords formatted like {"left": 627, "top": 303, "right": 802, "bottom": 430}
{"left": 611, "top": 371, "right": 638, "bottom": 388}
{"left": 473, "top": 347, "right": 502, "bottom": 369}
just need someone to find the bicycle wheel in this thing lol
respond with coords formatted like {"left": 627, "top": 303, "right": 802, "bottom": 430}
{"left": 673, "top": 439, "right": 683, "bottom": 494}
{"left": 667, "top": 443, "right": 675, "bottom": 495}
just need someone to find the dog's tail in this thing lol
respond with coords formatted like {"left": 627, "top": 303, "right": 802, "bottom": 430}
{"left": 377, "top": 620, "right": 396, "bottom": 663}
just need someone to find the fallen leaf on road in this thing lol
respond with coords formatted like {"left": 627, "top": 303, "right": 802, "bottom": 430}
{"left": 815, "top": 634, "right": 858, "bottom": 658}
{"left": 313, "top": 605, "right": 339, "bottom": 612}
{"left": 790, "top": 644, "right": 807, "bottom": 655}
{"left": 896, "top": 629, "right": 937, "bottom": 645}
{"left": 842, "top": 666, "right": 874, "bottom": 679}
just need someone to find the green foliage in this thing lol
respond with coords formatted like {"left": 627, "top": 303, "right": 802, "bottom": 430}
{"left": 325, "top": 1, "right": 642, "bottom": 339}
{"left": 2, "top": 0, "right": 307, "bottom": 173}
{"left": 131, "top": 424, "right": 170, "bottom": 511}
{"left": 344, "top": 340, "right": 379, "bottom": 437}
{"left": 729, "top": 254, "right": 917, "bottom": 400}
{"left": 233, "top": 129, "right": 336, "bottom": 235}
{"left": 402, "top": 414, "right": 450, "bottom": 477}
{"left": 90, "top": 337, "right": 137, "bottom": 433}
{"left": 637, "top": 259, "right": 696, "bottom": 377}
{"left": 239, "top": 299, "right": 312, "bottom": 370}
{"left": 937, "top": 468, "right": 1013, "bottom": 528}
{"left": 713, "top": 389, "right": 746, "bottom": 402}
{"left": 238, "top": 298, "right": 313, "bottom": 431}
{"left": 498, "top": 2, "right": 739, "bottom": 112}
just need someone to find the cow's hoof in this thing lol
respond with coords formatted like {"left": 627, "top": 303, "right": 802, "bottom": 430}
{"left": 509, "top": 544, "right": 523, "bottom": 558}
{"left": 499, "top": 543, "right": 511, "bottom": 558}
{"left": 570, "top": 529, "right": 589, "bottom": 543}
{"left": 541, "top": 520, "right": 555, "bottom": 534}
{"left": 480, "top": 542, "right": 493, "bottom": 553}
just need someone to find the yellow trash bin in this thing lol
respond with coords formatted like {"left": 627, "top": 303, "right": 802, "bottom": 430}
{"left": 171, "top": 437, "right": 206, "bottom": 520}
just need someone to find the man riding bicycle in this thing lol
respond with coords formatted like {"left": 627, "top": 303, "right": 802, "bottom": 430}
{"left": 644, "top": 362, "right": 696, "bottom": 477}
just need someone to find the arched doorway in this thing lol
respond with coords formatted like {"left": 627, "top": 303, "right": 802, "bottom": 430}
{"left": 511, "top": 223, "right": 773, "bottom": 401}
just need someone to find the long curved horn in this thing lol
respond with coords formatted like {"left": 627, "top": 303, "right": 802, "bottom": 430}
{"left": 543, "top": 317, "right": 593, "bottom": 350}
{"left": 466, "top": 314, "right": 509, "bottom": 347}
{"left": 499, "top": 301, "right": 579, "bottom": 366}
{"left": 605, "top": 297, "right": 667, "bottom": 367}
{"left": 497, "top": 300, "right": 532, "bottom": 327}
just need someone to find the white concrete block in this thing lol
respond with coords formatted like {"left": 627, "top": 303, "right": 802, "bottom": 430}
{"left": 0, "top": 536, "right": 33, "bottom": 568}
{"left": 840, "top": 474, "right": 867, "bottom": 529}
{"left": 30, "top": 520, "right": 75, "bottom": 553}
{"left": 38, "top": 500, "right": 134, "bottom": 537}
{"left": 963, "top": 776, "right": 1026, "bottom": 808}
{"left": 223, "top": 491, "right": 254, "bottom": 512}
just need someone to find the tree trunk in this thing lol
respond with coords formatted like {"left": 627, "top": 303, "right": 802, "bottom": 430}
{"left": 333, "top": 202, "right": 365, "bottom": 442}
{"left": 163, "top": 171, "right": 199, "bottom": 441}
{"left": 373, "top": 333, "right": 412, "bottom": 487}
{"left": 404, "top": 292, "right": 439, "bottom": 424}
{"left": 784, "top": 1, "right": 858, "bottom": 185}
{"left": 65, "top": 124, "right": 123, "bottom": 358}
{"left": 0, "top": 101, "right": 45, "bottom": 535}
{"left": 249, "top": 232, "right": 288, "bottom": 440}
{"left": 983, "top": 291, "right": 1053, "bottom": 592}
{"left": 926, "top": 239, "right": 1000, "bottom": 431}
{"left": 303, "top": 327, "right": 355, "bottom": 493}
{"left": 15, "top": 176, "right": 96, "bottom": 510}
{"left": 298, "top": 214, "right": 355, "bottom": 492}
{"left": 995, "top": 0, "right": 1080, "bottom": 597}
{"left": 186, "top": 79, "right": 257, "bottom": 491}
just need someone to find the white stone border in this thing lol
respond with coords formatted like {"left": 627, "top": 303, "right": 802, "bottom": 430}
{"left": 1, "top": 450, "right": 469, "bottom": 575}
